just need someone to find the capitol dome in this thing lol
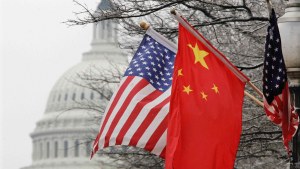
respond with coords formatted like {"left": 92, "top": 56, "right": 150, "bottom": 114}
{"left": 22, "top": 0, "right": 127, "bottom": 168}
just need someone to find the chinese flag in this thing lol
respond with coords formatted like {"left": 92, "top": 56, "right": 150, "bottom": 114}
{"left": 166, "top": 23, "right": 248, "bottom": 169}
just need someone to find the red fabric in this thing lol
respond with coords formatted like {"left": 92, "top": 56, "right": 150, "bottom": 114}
{"left": 166, "top": 24, "right": 246, "bottom": 169}
{"left": 263, "top": 83, "right": 299, "bottom": 153}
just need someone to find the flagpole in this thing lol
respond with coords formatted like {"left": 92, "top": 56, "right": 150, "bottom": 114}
{"left": 244, "top": 91, "right": 264, "bottom": 107}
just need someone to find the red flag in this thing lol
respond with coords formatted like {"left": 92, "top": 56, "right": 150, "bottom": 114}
{"left": 166, "top": 21, "right": 248, "bottom": 168}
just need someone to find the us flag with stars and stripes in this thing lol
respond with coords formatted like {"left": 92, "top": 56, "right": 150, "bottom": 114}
{"left": 263, "top": 9, "right": 298, "bottom": 153}
{"left": 91, "top": 27, "right": 177, "bottom": 158}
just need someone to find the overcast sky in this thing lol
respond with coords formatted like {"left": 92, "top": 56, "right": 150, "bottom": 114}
{"left": 1, "top": 0, "right": 101, "bottom": 168}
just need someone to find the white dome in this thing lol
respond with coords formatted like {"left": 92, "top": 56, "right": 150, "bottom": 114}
{"left": 23, "top": 1, "right": 128, "bottom": 168}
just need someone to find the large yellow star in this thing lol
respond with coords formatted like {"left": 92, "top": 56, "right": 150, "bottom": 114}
{"left": 188, "top": 43, "right": 209, "bottom": 69}
{"left": 183, "top": 85, "right": 193, "bottom": 95}
{"left": 211, "top": 84, "right": 219, "bottom": 94}
{"left": 201, "top": 91, "right": 208, "bottom": 101}
{"left": 178, "top": 69, "right": 183, "bottom": 76}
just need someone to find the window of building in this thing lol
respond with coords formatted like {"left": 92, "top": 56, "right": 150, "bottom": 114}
{"left": 40, "top": 142, "right": 43, "bottom": 159}
{"left": 81, "top": 93, "right": 85, "bottom": 100}
{"left": 74, "top": 140, "right": 79, "bottom": 157}
{"left": 64, "top": 141, "right": 68, "bottom": 157}
{"left": 64, "top": 93, "right": 68, "bottom": 101}
{"left": 54, "top": 141, "right": 58, "bottom": 158}
{"left": 86, "top": 141, "right": 91, "bottom": 157}
{"left": 107, "top": 21, "right": 112, "bottom": 38}
{"left": 72, "top": 93, "right": 76, "bottom": 101}
{"left": 46, "top": 142, "right": 50, "bottom": 158}
{"left": 90, "top": 92, "right": 94, "bottom": 100}
{"left": 58, "top": 94, "right": 61, "bottom": 102}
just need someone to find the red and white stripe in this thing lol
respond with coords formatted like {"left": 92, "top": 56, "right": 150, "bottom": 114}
{"left": 91, "top": 76, "right": 170, "bottom": 158}
{"left": 263, "top": 84, "right": 299, "bottom": 152}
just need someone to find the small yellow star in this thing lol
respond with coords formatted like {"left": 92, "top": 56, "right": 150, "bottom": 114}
{"left": 188, "top": 43, "right": 209, "bottom": 69}
{"left": 211, "top": 84, "right": 219, "bottom": 94}
{"left": 183, "top": 85, "right": 193, "bottom": 95}
{"left": 201, "top": 91, "right": 208, "bottom": 101}
{"left": 178, "top": 69, "right": 183, "bottom": 76}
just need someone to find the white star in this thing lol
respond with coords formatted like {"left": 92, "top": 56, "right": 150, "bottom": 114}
{"left": 158, "top": 64, "right": 161, "bottom": 68}
{"left": 134, "top": 64, "right": 139, "bottom": 67}
{"left": 141, "top": 45, "right": 146, "bottom": 49}
{"left": 169, "top": 77, "right": 173, "bottom": 80}
{"left": 266, "top": 93, "right": 269, "bottom": 97}
{"left": 146, "top": 37, "right": 151, "bottom": 41}
{"left": 275, "top": 48, "right": 278, "bottom": 52}
{"left": 267, "top": 53, "right": 270, "bottom": 57}
{"left": 265, "top": 86, "right": 268, "bottom": 89}
{"left": 142, "top": 61, "right": 147, "bottom": 65}
{"left": 278, "top": 68, "right": 282, "bottom": 72}
{"left": 270, "top": 35, "right": 273, "bottom": 40}
{"left": 265, "top": 70, "right": 268, "bottom": 73}
{"left": 156, "top": 57, "right": 160, "bottom": 61}
{"left": 280, "top": 59, "right": 283, "bottom": 63}
{"left": 153, "top": 68, "right": 157, "bottom": 72}
{"left": 166, "top": 72, "right": 171, "bottom": 76}
{"left": 159, "top": 71, "right": 163, "bottom": 76}
{"left": 150, "top": 79, "right": 154, "bottom": 83}
{"left": 164, "top": 83, "right": 169, "bottom": 86}
{"left": 168, "top": 62, "right": 173, "bottom": 65}
{"left": 272, "top": 65, "right": 275, "bottom": 69}
{"left": 140, "top": 57, "right": 145, "bottom": 61}
{"left": 166, "top": 56, "right": 170, "bottom": 60}
{"left": 129, "top": 71, "right": 133, "bottom": 74}
{"left": 277, "top": 76, "right": 280, "bottom": 80}
{"left": 145, "top": 67, "right": 150, "bottom": 70}
{"left": 147, "top": 72, "right": 152, "bottom": 76}
{"left": 161, "top": 78, "right": 166, "bottom": 81}
{"left": 164, "top": 49, "right": 168, "bottom": 53}
{"left": 157, "top": 81, "right": 161, "bottom": 86}
{"left": 266, "top": 61, "right": 269, "bottom": 65}
{"left": 155, "top": 75, "right": 159, "bottom": 79}
{"left": 276, "top": 38, "right": 280, "bottom": 43}
{"left": 153, "top": 51, "right": 157, "bottom": 54}
{"left": 275, "top": 84, "right": 279, "bottom": 88}
{"left": 151, "top": 62, "right": 155, "bottom": 66}
{"left": 148, "top": 55, "right": 153, "bottom": 59}
{"left": 137, "top": 68, "right": 141, "bottom": 71}
{"left": 272, "top": 57, "right": 276, "bottom": 61}
{"left": 150, "top": 45, "right": 155, "bottom": 49}
{"left": 139, "top": 72, "right": 144, "bottom": 76}
{"left": 164, "top": 67, "right": 169, "bottom": 71}
{"left": 146, "top": 51, "right": 150, "bottom": 54}
{"left": 159, "top": 88, "right": 163, "bottom": 91}
{"left": 137, "top": 52, "right": 142, "bottom": 56}
{"left": 268, "top": 44, "right": 272, "bottom": 48}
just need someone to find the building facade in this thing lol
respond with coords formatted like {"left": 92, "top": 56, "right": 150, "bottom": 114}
{"left": 22, "top": 0, "right": 126, "bottom": 168}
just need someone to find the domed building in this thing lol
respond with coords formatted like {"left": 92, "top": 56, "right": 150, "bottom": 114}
{"left": 22, "top": 0, "right": 127, "bottom": 168}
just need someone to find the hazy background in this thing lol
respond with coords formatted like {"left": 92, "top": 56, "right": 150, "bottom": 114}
{"left": 1, "top": 0, "right": 102, "bottom": 168}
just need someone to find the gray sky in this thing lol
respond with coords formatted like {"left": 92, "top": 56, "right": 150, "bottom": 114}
{"left": 1, "top": 0, "right": 100, "bottom": 168}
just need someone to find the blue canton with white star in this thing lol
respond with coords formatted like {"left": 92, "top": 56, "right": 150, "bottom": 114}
{"left": 124, "top": 34, "right": 176, "bottom": 92}
{"left": 263, "top": 9, "right": 287, "bottom": 104}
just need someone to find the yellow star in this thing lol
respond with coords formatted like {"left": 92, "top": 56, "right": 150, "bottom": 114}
{"left": 201, "top": 91, "right": 208, "bottom": 101}
{"left": 211, "top": 84, "right": 219, "bottom": 94}
{"left": 183, "top": 85, "right": 193, "bottom": 95}
{"left": 188, "top": 43, "right": 209, "bottom": 69}
{"left": 178, "top": 69, "right": 183, "bottom": 76}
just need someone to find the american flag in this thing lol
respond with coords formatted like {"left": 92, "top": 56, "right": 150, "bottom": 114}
{"left": 91, "top": 28, "right": 177, "bottom": 158}
{"left": 263, "top": 9, "right": 298, "bottom": 152}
